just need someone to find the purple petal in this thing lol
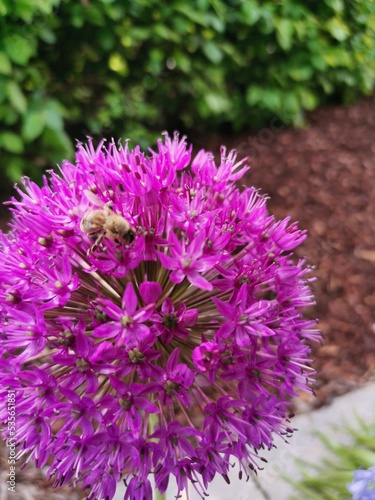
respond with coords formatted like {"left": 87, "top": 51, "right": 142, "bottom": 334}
{"left": 75, "top": 331, "right": 90, "bottom": 357}
{"left": 216, "top": 322, "right": 236, "bottom": 339}
{"left": 166, "top": 347, "right": 180, "bottom": 372}
{"left": 92, "top": 323, "right": 121, "bottom": 339}
{"left": 59, "top": 386, "right": 80, "bottom": 403}
{"left": 139, "top": 281, "right": 162, "bottom": 304}
{"left": 170, "top": 269, "right": 185, "bottom": 284}
{"left": 186, "top": 270, "right": 213, "bottom": 291}
{"left": 182, "top": 308, "right": 198, "bottom": 326}
{"left": 212, "top": 296, "right": 234, "bottom": 318}
{"left": 168, "top": 230, "right": 183, "bottom": 256}
{"left": 122, "top": 282, "right": 138, "bottom": 314}
{"left": 85, "top": 371, "right": 98, "bottom": 394}
{"left": 235, "top": 326, "right": 251, "bottom": 347}
{"left": 161, "top": 297, "right": 174, "bottom": 314}
{"left": 100, "top": 300, "right": 123, "bottom": 320}
{"left": 134, "top": 397, "right": 159, "bottom": 413}
{"left": 102, "top": 474, "right": 116, "bottom": 500}
{"left": 157, "top": 251, "right": 177, "bottom": 270}
{"left": 187, "top": 230, "right": 205, "bottom": 257}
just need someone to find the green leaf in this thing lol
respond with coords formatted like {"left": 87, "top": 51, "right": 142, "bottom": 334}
{"left": 39, "top": 28, "right": 57, "bottom": 44}
{"left": 41, "top": 127, "right": 73, "bottom": 161}
{"left": 105, "top": 4, "right": 125, "bottom": 22}
{"left": 246, "top": 86, "right": 262, "bottom": 105}
{"left": 0, "top": 53, "right": 12, "bottom": 75}
{"left": 202, "top": 41, "right": 223, "bottom": 63}
{"left": 324, "top": 0, "right": 344, "bottom": 13}
{"left": 361, "top": 67, "right": 375, "bottom": 93}
{"left": 207, "top": 11, "right": 225, "bottom": 33}
{"left": 298, "top": 89, "right": 318, "bottom": 110}
{"left": 43, "top": 100, "right": 66, "bottom": 131}
{"left": 282, "top": 92, "right": 301, "bottom": 116}
{"left": 99, "top": 30, "right": 115, "bottom": 51}
{"left": 241, "top": 1, "right": 261, "bottom": 26}
{"left": 261, "top": 89, "right": 282, "bottom": 110}
{"left": 5, "top": 158, "right": 24, "bottom": 183}
{"left": 86, "top": 5, "right": 105, "bottom": 26}
{"left": 311, "top": 54, "right": 328, "bottom": 71}
{"left": 0, "top": 0, "right": 8, "bottom": 15}
{"left": 175, "top": 4, "right": 208, "bottom": 27}
{"left": 4, "top": 34, "right": 35, "bottom": 65}
{"left": 6, "top": 81, "right": 27, "bottom": 114}
{"left": 204, "top": 92, "right": 231, "bottom": 113}
{"left": 326, "top": 18, "right": 350, "bottom": 42}
{"left": 0, "top": 131, "right": 24, "bottom": 153}
{"left": 22, "top": 110, "right": 45, "bottom": 141}
{"left": 152, "top": 24, "right": 177, "bottom": 42}
{"left": 11, "top": 0, "right": 33, "bottom": 22}
{"left": 275, "top": 19, "right": 294, "bottom": 51}
{"left": 208, "top": 0, "right": 227, "bottom": 24}
{"left": 320, "top": 77, "right": 334, "bottom": 94}
{"left": 108, "top": 53, "right": 129, "bottom": 76}
{"left": 288, "top": 66, "right": 314, "bottom": 81}
{"left": 174, "top": 51, "right": 191, "bottom": 73}
{"left": 323, "top": 48, "right": 352, "bottom": 67}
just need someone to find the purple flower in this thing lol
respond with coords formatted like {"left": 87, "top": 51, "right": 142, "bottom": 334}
{"left": 192, "top": 341, "right": 221, "bottom": 382}
{"left": 151, "top": 297, "right": 198, "bottom": 344}
{"left": 92, "top": 282, "right": 155, "bottom": 348}
{"left": 124, "top": 478, "right": 152, "bottom": 500}
{"left": 105, "top": 379, "right": 159, "bottom": 434}
{"left": 212, "top": 283, "right": 276, "bottom": 347}
{"left": 0, "top": 132, "right": 319, "bottom": 500}
{"left": 157, "top": 230, "right": 220, "bottom": 290}
{"left": 348, "top": 466, "right": 375, "bottom": 500}
{"left": 156, "top": 347, "right": 194, "bottom": 407}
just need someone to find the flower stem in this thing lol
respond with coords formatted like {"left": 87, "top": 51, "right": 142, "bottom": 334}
{"left": 154, "top": 487, "right": 166, "bottom": 500}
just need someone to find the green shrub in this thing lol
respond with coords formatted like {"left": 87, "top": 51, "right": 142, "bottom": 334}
{"left": 0, "top": 0, "right": 374, "bottom": 181}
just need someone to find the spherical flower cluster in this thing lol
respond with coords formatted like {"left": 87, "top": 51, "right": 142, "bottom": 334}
{"left": 0, "top": 133, "right": 319, "bottom": 499}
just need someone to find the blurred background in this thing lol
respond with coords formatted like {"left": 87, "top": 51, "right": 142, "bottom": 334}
{"left": 0, "top": 0, "right": 374, "bottom": 184}
{"left": 1, "top": 1, "right": 375, "bottom": 498}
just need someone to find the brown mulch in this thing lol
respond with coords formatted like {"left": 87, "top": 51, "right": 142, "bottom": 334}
{"left": 204, "top": 95, "right": 375, "bottom": 408}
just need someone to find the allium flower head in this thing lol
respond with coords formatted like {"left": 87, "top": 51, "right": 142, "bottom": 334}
{"left": 0, "top": 133, "right": 319, "bottom": 499}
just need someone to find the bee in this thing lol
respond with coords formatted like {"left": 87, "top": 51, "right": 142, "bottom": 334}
{"left": 80, "top": 204, "right": 136, "bottom": 254}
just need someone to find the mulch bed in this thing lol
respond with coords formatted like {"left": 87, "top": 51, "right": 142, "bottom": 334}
{"left": 203, "top": 95, "right": 375, "bottom": 408}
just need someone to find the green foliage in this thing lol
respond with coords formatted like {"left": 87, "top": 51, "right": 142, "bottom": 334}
{"left": 286, "top": 417, "right": 375, "bottom": 499}
{"left": 0, "top": 0, "right": 375, "bottom": 181}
